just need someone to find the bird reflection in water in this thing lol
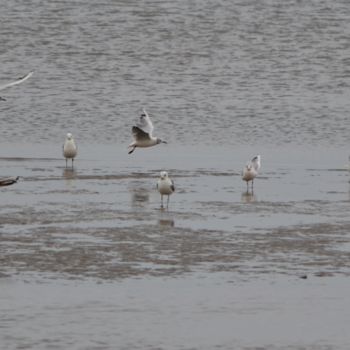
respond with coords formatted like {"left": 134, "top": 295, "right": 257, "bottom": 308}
{"left": 241, "top": 191, "right": 257, "bottom": 203}
{"left": 129, "top": 184, "right": 150, "bottom": 208}
{"left": 158, "top": 218, "right": 175, "bottom": 227}
{"left": 63, "top": 168, "right": 77, "bottom": 185}
{"left": 158, "top": 211, "right": 175, "bottom": 227}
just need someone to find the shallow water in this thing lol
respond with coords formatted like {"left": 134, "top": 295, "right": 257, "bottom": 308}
{"left": 1, "top": 0, "right": 350, "bottom": 349}
{"left": 1, "top": 275, "right": 350, "bottom": 350}
{"left": 1, "top": 144, "right": 350, "bottom": 349}
{"left": 1, "top": 144, "right": 350, "bottom": 280}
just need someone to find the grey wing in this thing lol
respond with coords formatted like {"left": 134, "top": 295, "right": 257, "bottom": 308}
{"left": 132, "top": 126, "right": 151, "bottom": 141}
{"left": 0, "top": 176, "right": 19, "bottom": 187}
{"left": 251, "top": 155, "right": 261, "bottom": 171}
{"left": 136, "top": 109, "right": 154, "bottom": 136}
{"left": 0, "top": 71, "right": 33, "bottom": 91}
{"left": 171, "top": 180, "right": 175, "bottom": 192}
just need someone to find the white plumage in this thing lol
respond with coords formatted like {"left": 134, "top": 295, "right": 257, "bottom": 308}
{"left": 242, "top": 155, "right": 261, "bottom": 192}
{"left": 128, "top": 109, "right": 166, "bottom": 154}
{"left": 0, "top": 72, "right": 33, "bottom": 100}
{"left": 63, "top": 133, "right": 77, "bottom": 168}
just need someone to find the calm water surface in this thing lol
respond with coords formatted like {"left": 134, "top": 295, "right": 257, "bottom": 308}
{"left": 1, "top": 1, "right": 350, "bottom": 349}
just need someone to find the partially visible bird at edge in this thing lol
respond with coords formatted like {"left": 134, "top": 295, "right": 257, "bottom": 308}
{"left": 0, "top": 176, "right": 19, "bottom": 187}
{"left": 0, "top": 71, "right": 33, "bottom": 101}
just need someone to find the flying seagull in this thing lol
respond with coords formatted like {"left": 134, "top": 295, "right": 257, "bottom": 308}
{"left": 63, "top": 133, "right": 78, "bottom": 168}
{"left": 242, "top": 155, "right": 261, "bottom": 192}
{"left": 128, "top": 109, "right": 167, "bottom": 154}
{"left": 0, "top": 71, "right": 33, "bottom": 100}
{"left": 156, "top": 171, "right": 175, "bottom": 209}
{"left": 0, "top": 176, "right": 19, "bottom": 187}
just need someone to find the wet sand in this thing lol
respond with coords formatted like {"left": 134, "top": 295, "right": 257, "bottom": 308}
{"left": 1, "top": 143, "right": 350, "bottom": 349}
{"left": 2, "top": 0, "right": 350, "bottom": 347}
{"left": 1, "top": 275, "right": 350, "bottom": 350}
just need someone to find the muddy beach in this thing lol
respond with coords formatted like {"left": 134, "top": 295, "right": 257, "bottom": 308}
{"left": 1, "top": 144, "right": 350, "bottom": 349}
{"left": 2, "top": 0, "right": 350, "bottom": 347}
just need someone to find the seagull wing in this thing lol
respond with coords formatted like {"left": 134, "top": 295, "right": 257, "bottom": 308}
{"left": 251, "top": 155, "right": 261, "bottom": 171}
{"left": 171, "top": 179, "right": 175, "bottom": 192}
{"left": 132, "top": 126, "right": 151, "bottom": 141}
{"left": 136, "top": 109, "right": 154, "bottom": 136}
{"left": 0, "top": 176, "right": 19, "bottom": 187}
{"left": 0, "top": 71, "right": 34, "bottom": 91}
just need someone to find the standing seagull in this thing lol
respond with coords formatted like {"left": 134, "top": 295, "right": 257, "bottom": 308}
{"left": 157, "top": 171, "right": 175, "bottom": 209}
{"left": 128, "top": 109, "right": 167, "bottom": 154}
{"left": 63, "top": 133, "right": 77, "bottom": 168}
{"left": 0, "top": 71, "right": 33, "bottom": 100}
{"left": 242, "top": 155, "right": 261, "bottom": 192}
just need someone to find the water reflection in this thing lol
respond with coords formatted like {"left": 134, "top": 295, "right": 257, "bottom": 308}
{"left": 158, "top": 218, "right": 175, "bottom": 227}
{"left": 129, "top": 183, "right": 150, "bottom": 208}
{"left": 158, "top": 209, "right": 175, "bottom": 227}
{"left": 241, "top": 191, "right": 257, "bottom": 203}
{"left": 63, "top": 168, "right": 77, "bottom": 185}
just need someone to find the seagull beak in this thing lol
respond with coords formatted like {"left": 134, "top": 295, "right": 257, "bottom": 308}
{"left": 162, "top": 141, "right": 167, "bottom": 144}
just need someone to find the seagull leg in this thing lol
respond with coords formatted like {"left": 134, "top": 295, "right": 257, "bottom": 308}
{"left": 167, "top": 195, "right": 170, "bottom": 209}
{"left": 161, "top": 195, "right": 164, "bottom": 209}
{"left": 65, "top": 158, "right": 68, "bottom": 168}
{"left": 72, "top": 158, "right": 74, "bottom": 169}
{"left": 128, "top": 146, "right": 136, "bottom": 154}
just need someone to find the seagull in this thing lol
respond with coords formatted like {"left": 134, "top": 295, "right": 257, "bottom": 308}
{"left": 0, "top": 71, "right": 33, "bottom": 100}
{"left": 0, "top": 176, "right": 19, "bottom": 187}
{"left": 157, "top": 171, "right": 175, "bottom": 209}
{"left": 242, "top": 155, "right": 261, "bottom": 192}
{"left": 128, "top": 109, "right": 167, "bottom": 154}
{"left": 63, "top": 133, "right": 77, "bottom": 168}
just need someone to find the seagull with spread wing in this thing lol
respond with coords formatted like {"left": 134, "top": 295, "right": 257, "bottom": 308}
{"left": 128, "top": 109, "right": 167, "bottom": 154}
{"left": 0, "top": 71, "right": 33, "bottom": 100}
{"left": 242, "top": 155, "right": 261, "bottom": 192}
